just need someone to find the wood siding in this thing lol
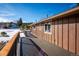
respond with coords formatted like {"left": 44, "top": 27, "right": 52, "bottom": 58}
{"left": 63, "top": 17, "right": 69, "bottom": 50}
{"left": 52, "top": 22, "right": 55, "bottom": 44}
{"left": 77, "top": 14, "right": 79, "bottom": 55}
{"left": 31, "top": 14, "right": 79, "bottom": 55}
{"left": 58, "top": 19, "right": 63, "bottom": 48}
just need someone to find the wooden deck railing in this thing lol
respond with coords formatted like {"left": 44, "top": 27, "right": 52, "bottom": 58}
{"left": 0, "top": 32, "right": 20, "bottom": 56}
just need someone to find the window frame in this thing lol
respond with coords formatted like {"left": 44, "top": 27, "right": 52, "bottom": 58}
{"left": 44, "top": 23, "right": 51, "bottom": 33}
{"left": 32, "top": 26, "right": 36, "bottom": 30}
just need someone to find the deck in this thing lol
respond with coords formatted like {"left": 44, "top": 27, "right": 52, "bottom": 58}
{"left": 17, "top": 31, "right": 75, "bottom": 56}
{"left": 0, "top": 30, "right": 76, "bottom": 56}
{"left": 17, "top": 32, "right": 43, "bottom": 56}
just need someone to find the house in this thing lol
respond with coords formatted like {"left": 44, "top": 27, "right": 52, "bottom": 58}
{"left": 0, "top": 22, "right": 19, "bottom": 29}
{"left": 31, "top": 6, "right": 79, "bottom": 55}
{"left": 9, "top": 22, "right": 19, "bottom": 29}
{"left": 0, "top": 23, "right": 8, "bottom": 29}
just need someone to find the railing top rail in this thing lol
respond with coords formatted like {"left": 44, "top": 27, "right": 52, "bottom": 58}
{"left": 0, "top": 32, "right": 19, "bottom": 56}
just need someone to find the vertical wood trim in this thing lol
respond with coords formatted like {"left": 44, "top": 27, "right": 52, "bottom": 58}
{"left": 76, "top": 14, "right": 79, "bottom": 55}
{"left": 50, "top": 22, "right": 52, "bottom": 43}
{"left": 58, "top": 18, "right": 63, "bottom": 48}
{"left": 55, "top": 20, "right": 58, "bottom": 45}
{"left": 43, "top": 24, "right": 44, "bottom": 40}
{"left": 51, "top": 21, "right": 53, "bottom": 44}
{"left": 42, "top": 24, "right": 43, "bottom": 40}
{"left": 55, "top": 21, "right": 58, "bottom": 45}
{"left": 62, "top": 18, "right": 63, "bottom": 48}
{"left": 69, "top": 15, "right": 75, "bottom": 53}
{"left": 51, "top": 21, "right": 54, "bottom": 44}
{"left": 50, "top": 33, "right": 52, "bottom": 43}
{"left": 54, "top": 21, "right": 56, "bottom": 45}
{"left": 57, "top": 20, "right": 59, "bottom": 45}
{"left": 46, "top": 34, "right": 47, "bottom": 41}
{"left": 68, "top": 16, "right": 69, "bottom": 51}
{"left": 47, "top": 34, "right": 48, "bottom": 41}
{"left": 75, "top": 15, "right": 77, "bottom": 55}
{"left": 63, "top": 17, "right": 68, "bottom": 50}
{"left": 54, "top": 21, "right": 55, "bottom": 44}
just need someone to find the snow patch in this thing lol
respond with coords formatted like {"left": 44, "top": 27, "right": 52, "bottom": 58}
{"left": 0, "top": 29, "right": 20, "bottom": 42}
{"left": 20, "top": 33, "right": 25, "bottom": 37}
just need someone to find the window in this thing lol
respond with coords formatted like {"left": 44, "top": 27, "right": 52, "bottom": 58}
{"left": 32, "top": 26, "right": 36, "bottom": 30}
{"left": 44, "top": 23, "right": 51, "bottom": 32}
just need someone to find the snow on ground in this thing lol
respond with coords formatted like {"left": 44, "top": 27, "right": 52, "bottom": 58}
{"left": 20, "top": 32, "right": 26, "bottom": 37}
{"left": 0, "top": 29, "right": 20, "bottom": 42}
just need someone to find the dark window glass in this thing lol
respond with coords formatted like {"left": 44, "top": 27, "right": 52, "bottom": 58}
{"left": 45, "top": 24, "right": 47, "bottom": 32}
{"left": 48, "top": 24, "right": 51, "bottom": 32}
{"left": 44, "top": 24, "right": 51, "bottom": 32}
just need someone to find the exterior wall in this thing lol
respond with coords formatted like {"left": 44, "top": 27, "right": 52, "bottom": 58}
{"left": 69, "top": 16, "right": 76, "bottom": 53}
{"left": 51, "top": 22, "right": 55, "bottom": 44}
{"left": 31, "top": 14, "right": 79, "bottom": 55}
{"left": 63, "top": 17, "right": 69, "bottom": 50}
{"left": 54, "top": 21, "right": 58, "bottom": 45}
{"left": 77, "top": 15, "right": 79, "bottom": 55}
{"left": 58, "top": 19, "right": 63, "bottom": 48}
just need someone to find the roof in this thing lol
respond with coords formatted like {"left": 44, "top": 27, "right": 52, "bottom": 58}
{"left": 31, "top": 6, "right": 79, "bottom": 26}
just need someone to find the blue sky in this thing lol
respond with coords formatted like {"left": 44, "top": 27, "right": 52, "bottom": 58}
{"left": 0, "top": 3, "right": 77, "bottom": 23}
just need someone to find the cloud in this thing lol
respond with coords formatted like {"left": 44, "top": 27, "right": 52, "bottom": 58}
{"left": 0, "top": 13, "right": 15, "bottom": 17}
{"left": 4, "top": 4, "right": 14, "bottom": 11}
{"left": 0, "top": 17, "right": 13, "bottom": 22}
{"left": 22, "top": 20, "right": 27, "bottom": 23}
{"left": 0, "top": 4, "right": 16, "bottom": 17}
{"left": 0, "top": 11, "right": 9, "bottom": 13}
{"left": 0, "top": 4, "right": 14, "bottom": 12}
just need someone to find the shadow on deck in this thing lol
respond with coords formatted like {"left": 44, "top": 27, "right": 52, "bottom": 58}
{"left": 19, "top": 37, "right": 46, "bottom": 56}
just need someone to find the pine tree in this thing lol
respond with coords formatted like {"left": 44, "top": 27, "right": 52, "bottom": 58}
{"left": 17, "top": 18, "right": 23, "bottom": 27}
